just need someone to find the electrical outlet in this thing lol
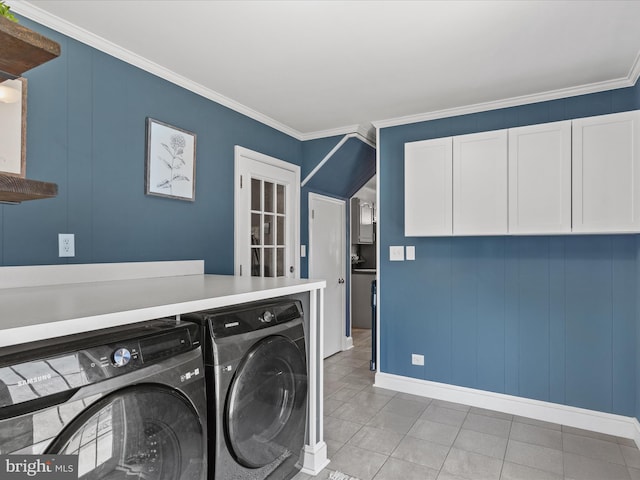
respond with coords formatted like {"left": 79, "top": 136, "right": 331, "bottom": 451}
{"left": 406, "top": 245, "right": 416, "bottom": 260}
{"left": 411, "top": 353, "right": 424, "bottom": 366}
{"left": 58, "top": 233, "right": 75, "bottom": 257}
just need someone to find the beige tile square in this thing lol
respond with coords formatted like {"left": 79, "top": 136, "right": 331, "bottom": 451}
{"left": 509, "top": 421, "right": 562, "bottom": 450}
{"left": 564, "top": 452, "right": 631, "bottom": 480}
{"left": 453, "top": 429, "right": 507, "bottom": 459}
{"left": 440, "top": 448, "right": 502, "bottom": 480}
{"left": 407, "top": 418, "right": 460, "bottom": 447}
{"left": 328, "top": 445, "right": 387, "bottom": 480}
{"left": 505, "top": 440, "right": 563, "bottom": 476}
{"left": 347, "top": 425, "right": 404, "bottom": 455}
{"left": 373, "top": 457, "right": 438, "bottom": 480}
{"left": 391, "top": 436, "right": 450, "bottom": 470}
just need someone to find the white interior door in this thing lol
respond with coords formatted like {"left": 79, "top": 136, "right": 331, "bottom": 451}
{"left": 308, "top": 193, "right": 346, "bottom": 358}
{"left": 235, "top": 146, "right": 300, "bottom": 278}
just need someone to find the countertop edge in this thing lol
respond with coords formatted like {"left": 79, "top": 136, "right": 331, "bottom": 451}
{"left": 0, "top": 274, "right": 326, "bottom": 348}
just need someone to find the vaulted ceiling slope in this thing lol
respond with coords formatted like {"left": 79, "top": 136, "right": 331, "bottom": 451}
{"left": 9, "top": 0, "right": 640, "bottom": 141}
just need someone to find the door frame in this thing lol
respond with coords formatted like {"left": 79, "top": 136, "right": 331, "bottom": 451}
{"left": 308, "top": 192, "right": 350, "bottom": 353}
{"left": 234, "top": 146, "right": 301, "bottom": 278}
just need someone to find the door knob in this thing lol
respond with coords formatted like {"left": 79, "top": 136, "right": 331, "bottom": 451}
{"left": 338, "top": 278, "right": 345, "bottom": 284}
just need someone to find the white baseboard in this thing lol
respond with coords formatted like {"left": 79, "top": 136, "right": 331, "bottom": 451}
{"left": 342, "top": 336, "right": 354, "bottom": 351}
{"left": 375, "top": 372, "right": 640, "bottom": 447}
{"left": 634, "top": 418, "right": 640, "bottom": 448}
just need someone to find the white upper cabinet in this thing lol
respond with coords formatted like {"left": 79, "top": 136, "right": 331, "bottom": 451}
{"left": 572, "top": 110, "right": 640, "bottom": 233}
{"left": 453, "top": 130, "right": 508, "bottom": 235}
{"left": 404, "top": 137, "right": 453, "bottom": 236}
{"left": 403, "top": 109, "right": 640, "bottom": 237}
{"left": 508, "top": 121, "right": 572, "bottom": 234}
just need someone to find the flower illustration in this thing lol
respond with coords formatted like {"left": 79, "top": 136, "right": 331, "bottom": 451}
{"left": 157, "top": 133, "right": 190, "bottom": 194}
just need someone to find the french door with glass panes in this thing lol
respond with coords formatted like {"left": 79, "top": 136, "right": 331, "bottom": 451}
{"left": 234, "top": 146, "right": 300, "bottom": 278}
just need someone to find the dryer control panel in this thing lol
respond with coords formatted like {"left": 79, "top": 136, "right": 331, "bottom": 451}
{"left": 190, "top": 300, "right": 304, "bottom": 339}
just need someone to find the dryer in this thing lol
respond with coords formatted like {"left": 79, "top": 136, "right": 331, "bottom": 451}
{"left": 184, "top": 299, "right": 307, "bottom": 480}
{"left": 0, "top": 318, "right": 206, "bottom": 480}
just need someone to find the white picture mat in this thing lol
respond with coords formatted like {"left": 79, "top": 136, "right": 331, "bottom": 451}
{"left": 0, "top": 79, "right": 23, "bottom": 175}
{"left": 147, "top": 120, "right": 196, "bottom": 200}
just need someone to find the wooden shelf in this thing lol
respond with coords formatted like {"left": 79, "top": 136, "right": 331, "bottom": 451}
{"left": 0, "top": 17, "right": 60, "bottom": 202}
{"left": 0, "top": 174, "right": 58, "bottom": 203}
{"left": 0, "top": 16, "right": 60, "bottom": 81}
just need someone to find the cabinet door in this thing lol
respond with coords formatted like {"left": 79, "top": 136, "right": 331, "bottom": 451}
{"left": 404, "top": 137, "right": 453, "bottom": 236}
{"left": 508, "top": 121, "right": 572, "bottom": 234}
{"left": 453, "top": 130, "right": 508, "bottom": 235}
{"left": 573, "top": 110, "right": 640, "bottom": 233}
{"left": 351, "top": 198, "right": 374, "bottom": 244}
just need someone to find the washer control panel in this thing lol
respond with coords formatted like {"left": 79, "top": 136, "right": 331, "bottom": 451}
{"left": 0, "top": 319, "right": 200, "bottom": 409}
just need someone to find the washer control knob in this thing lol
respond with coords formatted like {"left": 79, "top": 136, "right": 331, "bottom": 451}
{"left": 112, "top": 348, "right": 131, "bottom": 367}
{"left": 260, "top": 310, "right": 274, "bottom": 323}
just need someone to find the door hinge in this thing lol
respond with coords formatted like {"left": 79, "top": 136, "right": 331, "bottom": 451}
{"left": 240, "top": 175, "right": 243, "bottom": 188}
{"left": 239, "top": 264, "right": 243, "bottom": 276}
{"left": 311, "top": 209, "right": 315, "bottom": 219}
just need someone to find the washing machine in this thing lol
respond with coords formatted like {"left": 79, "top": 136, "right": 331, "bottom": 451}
{"left": 183, "top": 299, "right": 307, "bottom": 480}
{"left": 0, "top": 318, "right": 207, "bottom": 480}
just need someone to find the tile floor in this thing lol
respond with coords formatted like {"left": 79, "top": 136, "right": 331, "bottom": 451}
{"left": 294, "top": 328, "right": 640, "bottom": 480}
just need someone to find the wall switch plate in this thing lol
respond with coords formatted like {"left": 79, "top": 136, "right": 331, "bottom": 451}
{"left": 58, "top": 233, "right": 75, "bottom": 257}
{"left": 406, "top": 246, "right": 416, "bottom": 260}
{"left": 300, "top": 245, "right": 306, "bottom": 258}
{"left": 390, "top": 246, "right": 405, "bottom": 261}
{"left": 411, "top": 353, "right": 424, "bottom": 366}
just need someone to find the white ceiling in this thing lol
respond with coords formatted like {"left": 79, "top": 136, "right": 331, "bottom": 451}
{"left": 10, "top": 0, "right": 640, "bottom": 141}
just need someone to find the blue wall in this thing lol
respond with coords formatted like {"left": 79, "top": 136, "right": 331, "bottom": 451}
{"left": 300, "top": 136, "right": 376, "bottom": 278}
{"left": 1, "top": 18, "right": 301, "bottom": 272}
{"left": 300, "top": 136, "right": 376, "bottom": 337}
{"left": 1, "top": 17, "right": 374, "bottom": 279}
{"left": 1, "top": 17, "right": 374, "bottom": 346}
{"left": 379, "top": 81, "right": 640, "bottom": 417}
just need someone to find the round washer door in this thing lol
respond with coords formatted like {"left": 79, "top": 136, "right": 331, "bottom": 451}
{"left": 47, "top": 385, "right": 204, "bottom": 480}
{"left": 226, "top": 335, "right": 307, "bottom": 468}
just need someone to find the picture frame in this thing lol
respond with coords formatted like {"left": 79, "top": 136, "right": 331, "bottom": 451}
{"left": 0, "top": 77, "right": 27, "bottom": 177}
{"left": 145, "top": 117, "right": 196, "bottom": 201}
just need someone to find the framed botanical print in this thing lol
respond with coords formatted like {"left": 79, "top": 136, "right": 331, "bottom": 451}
{"left": 145, "top": 117, "right": 196, "bottom": 201}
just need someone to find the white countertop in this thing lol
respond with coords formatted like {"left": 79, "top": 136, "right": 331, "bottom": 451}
{"left": 0, "top": 273, "right": 325, "bottom": 347}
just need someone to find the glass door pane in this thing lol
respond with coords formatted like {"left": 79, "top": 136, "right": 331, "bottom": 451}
{"left": 249, "top": 177, "right": 288, "bottom": 278}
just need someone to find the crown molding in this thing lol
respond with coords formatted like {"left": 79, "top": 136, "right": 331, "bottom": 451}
{"left": 9, "top": 0, "right": 306, "bottom": 140}
{"left": 299, "top": 124, "right": 360, "bottom": 141}
{"left": 299, "top": 123, "right": 376, "bottom": 146}
{"left": 627, "top": 50, "right": 640, "bottom": 87}
{"left": 12, "top": 1, "right": 639, "bottom": 144}
{"left": 373, "top": 66, "right": 640, "bottom": 130}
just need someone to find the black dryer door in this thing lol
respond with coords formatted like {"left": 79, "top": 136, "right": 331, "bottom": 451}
{"left": 46, "top": 385, "right": 204, "bottom": 480}
{"left": 226, "top": 335, "right": 307, "bottom": 468}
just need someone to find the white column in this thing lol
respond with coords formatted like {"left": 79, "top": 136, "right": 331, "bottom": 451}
{"left": 301, "top": 287, "right": 329, "bottom": 474}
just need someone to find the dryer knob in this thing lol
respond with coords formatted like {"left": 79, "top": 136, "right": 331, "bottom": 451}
{"left": 112, "top": 348, "right": 132, "bottom": 367}
{"left": 260, "top": 310, "right": 274, "bottom": 323}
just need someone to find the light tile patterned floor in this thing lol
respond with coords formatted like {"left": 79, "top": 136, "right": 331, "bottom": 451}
{"left": 294, "top": 328, "right": 640, "bottom": 480}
